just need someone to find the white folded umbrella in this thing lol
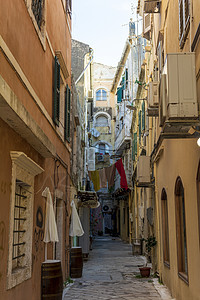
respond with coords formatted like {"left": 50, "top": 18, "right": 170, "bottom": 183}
{"left": 42, "top": 187, "right": 59, "bottom": 260}
{"left": 69, "top": 200, "right": 84, "bottom": 237}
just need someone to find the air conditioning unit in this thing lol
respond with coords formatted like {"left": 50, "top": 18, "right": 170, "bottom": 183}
{"left": 88, "top": 90, "right": 93, "bottom": 102}
{"left": 137, "top": 156, "right": 151, "bottom": 187}
{"left": 162, "top": 53, "right": 198, "bottom": 121}
{"left": 159, "top": 74, "right": 167, "bottom": 126}
{"left": 143, "top": 13, "right": 151, "bottom": 40}
{"left": 88, "top": 147, "right": 95, "bottom": 171}
{"left": 148, "top": 81, "right": 159, "bottom": 107}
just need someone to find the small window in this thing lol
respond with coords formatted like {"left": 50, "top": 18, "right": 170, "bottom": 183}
{"left": 96, "top": 89, "right": 107, "bottom": 101}
{"left": 161, "top": 189, "right": 170, "bottom": 266}
{"left": 175, "top": 177, "right": 188, "bottom": 282}
{"left": 31, "top": 0, "right": 44, "bottom": 30}
{"left": 179, "top": 0, "right": 190, "bottom": 49}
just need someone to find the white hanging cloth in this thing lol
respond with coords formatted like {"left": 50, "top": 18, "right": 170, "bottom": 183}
{"left": 42, "top": 187, "right": 59, "bottom": 243}
{"left": 69, "top": 200, "right": 84, "bottom": 237}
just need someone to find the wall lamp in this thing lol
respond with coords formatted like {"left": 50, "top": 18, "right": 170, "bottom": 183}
{"left": 188, "top": 126, "right": 200, "bottom": 147}
{"left": 126, "top": 97, "right": 147, "bottom": 110}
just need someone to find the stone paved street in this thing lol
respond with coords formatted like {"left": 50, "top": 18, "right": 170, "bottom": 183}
{"left": 63, "top": 236, "right": 173, "bottom": 300}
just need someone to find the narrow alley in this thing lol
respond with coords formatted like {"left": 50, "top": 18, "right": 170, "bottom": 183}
{"left": 63, "top": 236, "right": 172, "bottom": 300}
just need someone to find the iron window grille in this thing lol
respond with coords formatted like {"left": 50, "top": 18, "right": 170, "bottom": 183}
{"left": 31, "top": 0, "right": 44, "bottom": 30}
{"left": 12, "top": 180, "right": 29, "bottom": 270}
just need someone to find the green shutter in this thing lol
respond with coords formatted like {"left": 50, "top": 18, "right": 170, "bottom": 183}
{"left": 139, "top": 110, "right": 142, "bottom": 141}
{"left": 117, "top": 87, "right": 123, "bottom": 103}
{"left": 125, "top": 68, "right": 128, "bottom": 87}
{"left": 133, "top": 132, "right": 137, "bottom": 160}
{"left": 65, "top": 85, "right": 71, "bottom": 142}
{"left": 142, "top": 101, "right": 145, "bottom": 131}
{"left": 53, "top": 56, "right": 60, "bottom": 126}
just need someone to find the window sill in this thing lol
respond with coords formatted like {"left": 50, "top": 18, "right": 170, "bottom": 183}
{"left": 178, "top": 272, "right": 189, "bottom": 285}
{"left": 164, "top": 261, "right": 170, "bottom": 269}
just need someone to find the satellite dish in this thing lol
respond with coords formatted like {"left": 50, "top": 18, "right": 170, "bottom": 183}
{"left": 90, "top": 128, "right": 100, "bottom": 138}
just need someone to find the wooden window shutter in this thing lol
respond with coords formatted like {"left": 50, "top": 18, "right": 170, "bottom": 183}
{"left": 65, "top": 85, "right": 71, "bottom": 142}
{"left": 138, "top": 110, "right": 142, "bottom": 140}
{"left": 53, "top": 56, "right": 60, "bottom": 126}
{"left": 179, "top": 0, "right": 184, "bottom": 39}
{"left": 142, "top": 101, "right": 145, "bottom": 131}
{"left": 134, "top": 132, "right": 137, "bottom": 157}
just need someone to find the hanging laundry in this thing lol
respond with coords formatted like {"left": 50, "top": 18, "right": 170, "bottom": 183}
{"left": 88, "top": 170, "right": 100, "bottom": 191}
{"left": 105, "top": 164, "right": 116, "bottom": 188}
{"left": 99, "top": 168, "right": 107, "bottom": 188}
{"left": 115, "top": 158, "right": 128, "bottom": 190}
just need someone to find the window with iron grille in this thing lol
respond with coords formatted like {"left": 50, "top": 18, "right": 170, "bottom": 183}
{"left": 179, "top": 0, "right": 190, "bottom": 49}
{"left": 31, "top": 0, "right": 44, "bottom": 30}
{"left": 12, "top": 181, "right": 29, "bottom": 270}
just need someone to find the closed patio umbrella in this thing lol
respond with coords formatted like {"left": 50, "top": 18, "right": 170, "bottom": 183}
{"left": 69, "top": 200, "right": 84, "bottom": 237}
{"left": 42, "top": 187, "right": 59, "bottom": 260}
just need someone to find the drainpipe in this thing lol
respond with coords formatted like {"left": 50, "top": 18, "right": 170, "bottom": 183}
{"left": 75, "top": 49, "right": 94, "bottom": 85}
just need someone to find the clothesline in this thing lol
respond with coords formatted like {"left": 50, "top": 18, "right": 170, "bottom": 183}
{"left": 88, "top": 158, "right": 128, "bottom": 192}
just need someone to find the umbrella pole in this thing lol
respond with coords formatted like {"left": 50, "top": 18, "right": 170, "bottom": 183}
{"left": 45, "top": 243, "right": 47, "bottom": 261}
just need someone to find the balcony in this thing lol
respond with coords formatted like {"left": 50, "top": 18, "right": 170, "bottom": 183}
{"left": 144, "top": 1, "right": 161, "bottom": 13}
{"left": 115, "top": 125, "right": 131, "bottom": 155}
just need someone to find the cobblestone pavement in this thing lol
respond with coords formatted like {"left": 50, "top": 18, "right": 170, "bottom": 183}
{"left": 63, "top": 236, "right": 173, "bottom": 300}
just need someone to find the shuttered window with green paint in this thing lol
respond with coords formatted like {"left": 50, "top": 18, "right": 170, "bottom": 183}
{"left": 64, "top": 85, "right": 71, "bottom": 142}
{"left": 139, "top": 110, "right": 142, "bottom": 141}
{"left": 117, "top": 87, "right": 123, "bottom": 103}
{"left": 53, "top": 56, "right": 60, "bottom": 126}
{"left": 133, "top": 132, "right": 137, "bottom": 160}
{"left": 142, "top": 101, "right": 145, "bottom": 131}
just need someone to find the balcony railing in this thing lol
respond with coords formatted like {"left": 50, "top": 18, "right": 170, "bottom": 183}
{"left": 115, "top": 125, "right": 131, "bottom": 154}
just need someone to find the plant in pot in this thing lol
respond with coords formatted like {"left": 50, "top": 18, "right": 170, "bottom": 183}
{"left": 139, "top": 235, "right": 157, "bottom": 277}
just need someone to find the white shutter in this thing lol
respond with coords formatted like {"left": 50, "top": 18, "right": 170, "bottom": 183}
{"left": 143, "top": 13, "right": 151, "bottom": 40}
{"left": 88, "top": 147, "right": 95, "bottom": 171}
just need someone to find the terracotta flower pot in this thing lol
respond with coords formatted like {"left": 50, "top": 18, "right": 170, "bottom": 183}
{"left": 139, "top": 266, "right": 151, "bottom": 277}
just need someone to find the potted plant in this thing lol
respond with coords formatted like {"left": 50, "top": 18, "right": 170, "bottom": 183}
{"left": 139, "top": 235, "right": 157, "bottom": 277}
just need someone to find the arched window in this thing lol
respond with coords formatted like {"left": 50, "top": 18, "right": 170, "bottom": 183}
{"left": 95, "top": 143, "right": 110, "bottom": 155}
{"left": 161, "top": 188, "right": 170, "bottom": 266}
{"left": 95, "top": 115, "right": 108, "bottom": 127}
{"left": 96, "top": 89, "right": 107, "bottom": 101}
{"left": 175, "top": 177, "right": 188, "bottom": 280}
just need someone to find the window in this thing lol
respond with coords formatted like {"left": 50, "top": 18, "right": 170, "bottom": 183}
{"left": 95, "top": 143, "right": 110, "bottom": 155}
{"left": 31, "top": 0, "right": 44, "bottom": 30}
{"left": 95, "top": 116, "right": 108, "bottom": 127}
{"left": 161, "top": 189, "right": 170, "bottom": 266}
{"left": 12, "top": 180, "right": 30, "bottom": 270}
{"left": 175, "top": 177, "right": 188, "bottom": 282}
{"left": 25, "top": 0, "right": 46, "bottom": 49}
{"left": 96, "top": 89, "right": 107, "bottom": 101}
{"left": 64, "top": 85, "right": 71, "bottom": 142}
{"left": 8, "top": 152, "right": 43, "bottom": 289}
{"left": 179, "top": 0, "right": 190, "bottom": 49}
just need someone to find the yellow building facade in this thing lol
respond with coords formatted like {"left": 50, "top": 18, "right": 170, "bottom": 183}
{"left": 136, "top": 1, "right": 200, "bottom": 299}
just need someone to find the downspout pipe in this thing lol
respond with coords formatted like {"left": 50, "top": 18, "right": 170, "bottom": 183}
{"left": 75, "top": 50, "right": 94, "bottom": 85}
